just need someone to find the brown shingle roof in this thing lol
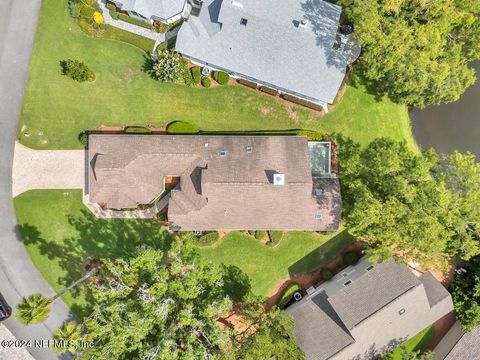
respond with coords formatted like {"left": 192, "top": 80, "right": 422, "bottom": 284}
{"left": 87, "top": 134, "right": 341, "bottom": 230}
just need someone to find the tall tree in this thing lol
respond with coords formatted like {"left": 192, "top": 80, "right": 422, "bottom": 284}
{"left": 338, "top": 0, "right": 480, "bottom": 107}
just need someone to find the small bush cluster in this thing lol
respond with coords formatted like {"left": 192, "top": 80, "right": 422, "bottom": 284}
{"left": 320, "top": 268, "right": 333, "bottom": 281}
{"left": 150, "top": 49, "right": 181, "bottom": 83}
{"left": 201, "top": 76, "right": 211, "bottom": 88}
{"left": 213, "top": 71, "right": 230, "bottom": 85}
{"left": 69, "top": 0, "right": 104, "bottom": 33}
{"left": 78, "top": 131, "right": 89, "bottom": 146}
{"left": 105, "top": 2, "right": 116, "bottom": 11}
{"left": 125, "top": 126, "right": 151, "bottom": 134}
{"left": 60, "top": 59, "right": 95, "bottom": 82}
{"left": 267, "top": 231, "right": 284, "bottom": 247}
{"left": 278, "top": 283, "right": 301, "bottom": 309}
{"left": 295, "top": 129, "right": 326, "bottom": 141}
{"left": 197, "top": 232, "right": 220, "bottom": 246}
{"left": 191, "top": 66, "right": 202, "bottom": 84}
{"left": 180, "top": 61, "right": 194, "bottom": 86}
{"left": 166, "top": 121, "right": 200, "bottom": 134}
{"left": 254, "top": 230, "right": 267, "bottom": 241}
{"left": 343, "top": 251, "right": 360, "bottom": 266}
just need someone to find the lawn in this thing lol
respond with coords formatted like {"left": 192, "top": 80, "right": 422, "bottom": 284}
{"left": 18, "top": 0, "right": 416, "bottom": 151}
{"left": 385, "top": 326, "right": 435, "bottom": 359}
{"left": 14, "top": 190, "right": 353, "bottom": 317}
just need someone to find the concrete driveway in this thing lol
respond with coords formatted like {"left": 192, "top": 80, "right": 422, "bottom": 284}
{"left": 12, "top": 142, "right": 84, "bottom": 197}
{"left": 0, "top": 0, "right": 75, "bottom": 359}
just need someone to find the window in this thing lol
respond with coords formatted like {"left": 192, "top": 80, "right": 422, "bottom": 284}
{"left": 366, "top": 265, "right": 374, "bottom": 271}
{"left": 344, "top": 280, "right": 352, "bottom": 286}
{"left": 240, "top": 18, "right": 248, "bottom": 26}
{"left": 245, "top": 146, "right": 253, "bottom": 153}
{"left": 399, "top": 308, "right": 406, "bottom": 315}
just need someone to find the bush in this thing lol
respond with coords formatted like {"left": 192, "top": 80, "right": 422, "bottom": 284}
{"left": 78, "top": 131, "right": 89, "bottom": 146}
{"left": 201, "top": 76, "right": 211, "bottom": 88}
{"left": 125, "top": 126, "right": 151, "bottom": 134}
{"left": 295, "top": 129, "right": 326, "bottom": 141}
{"left": 80, "top": 5, "right": 95, "bottom": 19}
{"left": 150, "top": 49, "right": 181, "bottom": 82}
{"left": 278, "top": 284, "right": 301, "bottom": 309}
{"left": 106, "top": 2, "right": 117, "bottom": 11}
{"left": 93, "top": 11, "right": 104, "bottom": 24}
{"left": 60, "top": 59, "right": 95, "bottom": 82}
{"left": 166, "top": 121, "right": 199, "bottom": 134}
{"left": 109, "top": 10, "right": 119, "bottom": 19}
{"left": 343, "top": 251, "right": 360, "bottom": 266}
{"left": 197, "top": 232, "right": 220, "bottom": 246}
{"left": 254, "top": 230, "right": 267, "bottom": 241}
{"left": 181, "top": 61, "right": 194, "bottom": 86}
{"left": 320, "top": 268, "right": 333, "bottom": 281}
{"left": 213, "top": 71, "right": 230, "bottom": 85}
{"left": 267, "top": 231, "right": 284, "bottom": 247}
{"left": 191, "top": 66, "right": 201, "bottom": 84}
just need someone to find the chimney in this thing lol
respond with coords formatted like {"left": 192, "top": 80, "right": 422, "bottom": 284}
{"left": 299, "top": 19, "right": 308, "bottom": 29}
{"left": 273, "top": 174, "right": 285, "bottom": 185}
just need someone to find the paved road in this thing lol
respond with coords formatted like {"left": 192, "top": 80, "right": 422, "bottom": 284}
{"left": 0, "top": 0, "right": 74, "bottom": 359}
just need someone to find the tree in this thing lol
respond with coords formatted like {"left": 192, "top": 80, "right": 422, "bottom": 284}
{"left": 60, "top": 59, "right": 95, "bottom": 82}
{"left": 15, "top": 293, "right": 52, "bottom": 325}
{"left": 451, "top": 256, "right": 480, "bottom": 331}
{"left": 338, "top": 0, "right": 480, "bottom": 107}
{"left": 150, "top": 49, "right": 181, "bottom": 83}
{"left": 337, "top": 137, "right": 480, "bottom": 268}
{"left": 53, "top": 321, "right": 83, "bottom": 354}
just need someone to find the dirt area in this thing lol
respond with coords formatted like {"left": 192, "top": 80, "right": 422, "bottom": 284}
{"left": 266, "top": 243, "right": 363, "bottom": 310}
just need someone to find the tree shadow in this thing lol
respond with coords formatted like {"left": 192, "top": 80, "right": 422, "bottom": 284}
{"left": 222, "top": 264, "right": 252, "bottom": 302}
{"left": 288, "top": 229, "right": 354, "bottom": 275}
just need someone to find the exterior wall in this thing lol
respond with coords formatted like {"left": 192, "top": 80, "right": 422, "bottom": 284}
{"left": 152, "top": 12, "right": 183, "bottom": 24}
{"left": 182, "top": 54, "right": 330, "bottom": 112}
{"left": 433, "top": 321, "right": 463, "bottom": 360}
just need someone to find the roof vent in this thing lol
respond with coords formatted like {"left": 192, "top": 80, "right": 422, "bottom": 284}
{"left": 273, "top": 174, "right": 285, "bottom": 185}
{"left": 344, "top": 280, "right": 352, "bottom": 286}
{"left": 218, "top": 150, "right": 227, "bottom": 157}
{"left": 366, "top": 265, "right": 374, "bottom": 271}
{"left": 245, "top": 145, "right": 253, "bottom": 153}
{"left": 315, "top": 212, "right": 322, "bottom": 220}
{"left": 299, "top": 19, "right": 308, "bottom": 29}
{"left": 240, "top": 17, "right": 248, "bottom": 26}
{"left": 232, "top": 1, "right": 243, "bottom": 8}
{"left": 340, "top": 24, "right": 353, "bottom": 35}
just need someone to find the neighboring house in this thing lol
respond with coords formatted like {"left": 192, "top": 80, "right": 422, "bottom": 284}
{"left": 175, "top": 0, "right": 360, "bottom": 112}
{"left": 433, "top": 322, "right": 480, "bottom": 360}
{"left": 106, "top": 0, "right": 201, "bottom": 24}
{"left": 287, "top": 257, "right": 454, "bottom": 360}
{"left": 86, "top": 134, "right": 341, "bottom": 231}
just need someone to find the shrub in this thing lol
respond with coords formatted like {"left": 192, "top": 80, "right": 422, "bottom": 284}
{"left": 295, "top": 129, "right": 326, "bottom": 141}
{"left": 153, "top": 22, "right": 169, "bottom": 33}
{"left": 80, "top": 5, "right": 95, "bottom": 19}
{"left": 166, "top": 121, "right": 199, "bottom": 134}
{"left": 267, "top": 231, "right": 284, "bottom": 247}
{"left": 201, "top": 76, "right": 211, "bottom": 88}
{"left": 106, "top": 2, "right": 117, "bottom": 11}
{"left": 213, "top": 71, "right": 230, "bottom": 85}
{"left": 150, "top": 49, "right": 181, "bottom": 82}
{"left": 109, "top": 10, "right": 119, "bottom": 20}
{"left": 278, "top": 284, "right": 301, "bottom": 309}
{"left": 191, "top": 66, "right": 201, "bottom": 84}
{"left": 93, "top": 11, "right": 104, "bottom": 24}
{"left": 125, "top": 126, "right": 151, "bottom": 134}
{"left": 320, "top": 268, "right": 333, "bottom": 281}
{"left": 68, "top": 0, "right": 82, "bottom": 18}
{"left": 78, "top": 131, "right": 89, "bottom": 146}
{"left": 254, "top": 230, "right": 267, "bottom": 241}
{"left": 197, "top": 232, "right": 220, "bottom": 246}
{"left": 343, "top": 251, "right": 360, "bottom": 266}
{"left": 60, "top": 59, "right": 95, "bottom": 82}
{"left": 181, "top": 61, "right": 194, "bottom": 86}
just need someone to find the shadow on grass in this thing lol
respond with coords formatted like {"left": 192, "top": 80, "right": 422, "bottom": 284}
{"left": 288, "top": 229, "right": 355, "bottom": 276}
{"left": 17, "top": 209, "right": 174, "bottom": 318}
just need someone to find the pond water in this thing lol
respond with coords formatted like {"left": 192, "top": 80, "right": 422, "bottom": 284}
{"left": 410, "top": 62, "right": 480, "bottom": 158}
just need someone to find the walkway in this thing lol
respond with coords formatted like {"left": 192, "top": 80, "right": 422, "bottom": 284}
{"left": 0, "top": 0, "right": 75, "bottom": 359}
{"left": 12, "top": 142, "right": 84, "bottom": 197}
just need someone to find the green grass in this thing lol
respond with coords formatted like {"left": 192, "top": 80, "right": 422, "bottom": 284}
{"left": 385, "top": 326, "right": 435, "bottom": 359}
{"left": 18, "top": 0, "right": 416, "bottom": 150}
{"left": 14, "top": 190, "right": 354, "bottom": 316}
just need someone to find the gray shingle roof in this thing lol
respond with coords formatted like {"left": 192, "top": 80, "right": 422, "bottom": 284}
{"left": 116, "top": 0, "right": 185, "bottom": 20}
{"left": 444, "top": 326, "right": 480, "bottom": 360}
{"left": 176, "top": 0, "right": 353, "bottom": 104}
{"left": 419, "top": 272, "right": 451, "bottom": 308}
{"left": 87, "top": 134, "right": 341, "bottom": 230}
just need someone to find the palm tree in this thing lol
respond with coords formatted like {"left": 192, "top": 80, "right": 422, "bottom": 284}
{"left": 15, "top": 267, "right": 97, "bottom": 325}
{"left": 15, "top": 293, "right": 52, "bottom": 325}
{"left": 53, "top": 321, "right": 83, "bottom": 354}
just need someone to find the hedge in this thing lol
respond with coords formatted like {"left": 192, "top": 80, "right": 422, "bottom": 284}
{"left": 320, "top": 268, "right": 333, "bottom": 281}
{"left": 343, "top": 251, "right": 360, "bottom": 266}
{"left": 213, "top": 71, "right": 230, "bottom": 85}
{"left": 267, "top": 231, "right": 284, "bottom": 247}
{"left": 99, "top": 25, "right": 155, "bottom": 53}
{"left": 117, "top": 13, "right": 153, "bottom": 30}
{"left": 278, "top": 283, "right": 301, "bottom": 309}
{"left": 191, "top": 66, "right": 201, "bottom": 84}
{"left": 254, "top": 230, "right": 267, "bottom": 241}
{"left": 295, "top": 129, "right": 326, "bottom": 141}
{"left": 106, "top": 2, "right": 116, "bottom": 11}
{"left": 201, "top": 76, "right": 211, "bottom": 88}
{"left": 166, "top": 121, "right": 200, "bottom": 134}
{"left": 197, "top": 232, "right": 220, "bottom": 246}
{"left": 125, "top": 126, "right": 151, "bottom": 134}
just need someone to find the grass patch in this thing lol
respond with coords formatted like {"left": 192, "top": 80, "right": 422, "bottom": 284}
{"left": 99, "top": 25, "right": 155, "bottom": 53}
{"left": 19, "top": 0, "right": 416, "bottom": 150}
{"left": 385, "top": 326, "right": 435, "bottom": 359}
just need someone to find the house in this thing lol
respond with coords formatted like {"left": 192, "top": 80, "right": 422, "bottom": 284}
{"left": 106, "top": 0, "right": 202, "bottom": 24}
{"left": 433, "top": 322, "right": 480, "bottom": 359}
{"left": 86, "top": 134, "right": 341, "bottom": 231}
{"left": 286, "top": 257, "right": 454, "bottom": 360}
{"left": 175, "top": 0, "right": 360, "bottom": 112}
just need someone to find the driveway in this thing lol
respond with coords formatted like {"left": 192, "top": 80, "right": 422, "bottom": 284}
{"left": 13, "top": 142, "right": 84, "bottom": 197}
{"left": 0, "top": 0, "right": 75, "bottom": 359}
